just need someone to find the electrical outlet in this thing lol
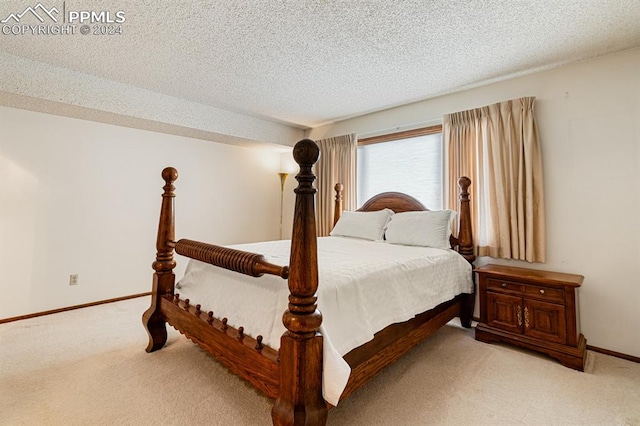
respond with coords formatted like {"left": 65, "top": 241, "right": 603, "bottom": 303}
{"left": 69, "top": 274, "right": 79, "bottom": 286}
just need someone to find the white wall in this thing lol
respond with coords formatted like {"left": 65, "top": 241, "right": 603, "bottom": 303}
{"left": 308, "top": 48, "right": 640, "bottom": 358}
{"left": 0, "top": 106, "right": 288, "bottom": 319}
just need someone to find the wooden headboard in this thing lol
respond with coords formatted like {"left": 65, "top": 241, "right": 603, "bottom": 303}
{"left": 358, "top": 191, "right": 428, "bottom": 214}
{"left": 332, "top": 178, "right": 475, "bottom": 263}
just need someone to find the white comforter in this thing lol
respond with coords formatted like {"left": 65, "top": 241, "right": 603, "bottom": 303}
{"left": 176, "top": 236, "right": 473, "bottom": 405}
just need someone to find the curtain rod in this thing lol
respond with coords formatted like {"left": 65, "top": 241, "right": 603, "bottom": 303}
{"left": 357, "top": 118, "right": 442, "bottom": 139}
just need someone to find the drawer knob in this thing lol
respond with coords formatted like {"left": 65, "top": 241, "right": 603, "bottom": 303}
{"left": 539, "top": 289, "right": 545, "bottom": 294}
{"left": 501, "top": 283, "right": 507, "bottom": 288}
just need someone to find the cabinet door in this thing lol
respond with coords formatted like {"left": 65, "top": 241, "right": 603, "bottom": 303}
{"left": 487, "top": 292, "right": 523, "bottom": 334}
{"left": 524, "top": 299, "right": 566, "bottom": 344}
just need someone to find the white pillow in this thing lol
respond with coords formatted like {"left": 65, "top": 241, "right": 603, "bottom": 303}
{"left": 330, "top": 209, "right": 394, "bottom": 241}
{"left": 384, "top": 210, "right": 457, "bottom": 249}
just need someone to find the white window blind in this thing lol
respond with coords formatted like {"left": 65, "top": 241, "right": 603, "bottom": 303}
{"left": 357, "top": 133, "right": 443, "bottom": 209}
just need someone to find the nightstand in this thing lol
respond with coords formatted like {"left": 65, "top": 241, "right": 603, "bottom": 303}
{"left": 475, "top": 264, "right": 587, "bottom": 371}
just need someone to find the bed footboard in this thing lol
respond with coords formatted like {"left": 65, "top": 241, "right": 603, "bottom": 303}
{"left": 162, "top": 292, "right": 280, "bottom": 397}
{"left": 142, "top": 170, "right": 292, "bottom": 354}
{"left": 143, "top": 140, "right": 328, "bottom": 426}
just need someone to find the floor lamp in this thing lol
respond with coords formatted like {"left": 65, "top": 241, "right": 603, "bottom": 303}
{"left": 278, "top": 151, "right": 297, "bottom": 239}
{"left": 278, "top": 171, "right": 288, "bottom": 240}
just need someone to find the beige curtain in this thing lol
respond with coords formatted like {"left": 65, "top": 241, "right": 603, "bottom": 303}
{"left": 315, "top": 134, "right": 357, "bottom": 236}
{"left": 444, "top": 97, "right": 546, "bottom": 262}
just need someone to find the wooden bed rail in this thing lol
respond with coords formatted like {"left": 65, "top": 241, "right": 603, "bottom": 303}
{"left": 173, "top": 239, "right": 289, "bottom": 279}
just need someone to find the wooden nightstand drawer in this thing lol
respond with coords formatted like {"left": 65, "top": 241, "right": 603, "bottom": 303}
{"left": 488, "top": 278, "right": 564, "bottom": 303}
{"left": 523, "top": 285, "right": 564, "bottom": 303}
{"left": 487, "top": 278, "right": 523, "bottom": 294}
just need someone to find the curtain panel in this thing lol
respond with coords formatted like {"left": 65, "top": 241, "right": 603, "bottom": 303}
{"left": 315, "top": 134, "right": 357, "bottom": 236}
{"left": 444, "top": 97, "right": 546, "bottom": 262}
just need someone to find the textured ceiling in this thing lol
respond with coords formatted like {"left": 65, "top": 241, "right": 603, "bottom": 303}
{"left": 1, "top": 0, "right": 640, "bottom": 136}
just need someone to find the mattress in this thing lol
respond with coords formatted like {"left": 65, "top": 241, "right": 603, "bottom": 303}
{"left": 176, "top": 236, "right": 473, "bottom": 405}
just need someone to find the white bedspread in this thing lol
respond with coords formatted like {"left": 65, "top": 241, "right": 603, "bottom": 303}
{"left": 176, "top": 236, "right": 473, "bottom": 405}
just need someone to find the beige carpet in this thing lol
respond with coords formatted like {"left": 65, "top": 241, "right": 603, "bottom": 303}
{"left": 1, "top": 296, "right": 638, "bottom": 426}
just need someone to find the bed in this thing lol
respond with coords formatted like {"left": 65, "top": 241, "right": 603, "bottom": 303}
{"left": 142, "top": 139, "right": 475, "bottom": 425}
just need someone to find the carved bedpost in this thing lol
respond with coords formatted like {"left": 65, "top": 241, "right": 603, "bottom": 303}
{"left": 457, "top": 176, "right": 475, "bottom": 264}
{"left": 142, "top": 167, "right": 178, "bottom": 352}
{"left": 457, "top": 176, "right": 475, "bottom": 329}
{"left": 333, "top": 183, "right": 343, "bottom": 226}
{"left": 272, "top": 140, "right": 327, "bottom": 426}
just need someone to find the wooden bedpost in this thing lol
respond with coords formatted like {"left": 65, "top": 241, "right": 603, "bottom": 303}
{"left": 142, "top": 167, "right": 178, "bottom": 352}
{"left": 272, "top": 140, "right": 327, "bottom": 426}
{"left": 333, "top": 183, "right": 343, "bottom": 226}
{"left": 457, "top": 176, "right": 475, "bottom": 264}
{"left": 457, "top": 176, "right": 475, "bottom": 328}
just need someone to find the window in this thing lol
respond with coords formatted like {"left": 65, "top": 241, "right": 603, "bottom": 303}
{"left": 357, "top": 125, "right": 443, "bottom": 209}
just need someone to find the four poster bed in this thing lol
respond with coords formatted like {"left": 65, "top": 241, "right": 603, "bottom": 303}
{"left": 142, "top": 139, "right": 476, "bottom": 425}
